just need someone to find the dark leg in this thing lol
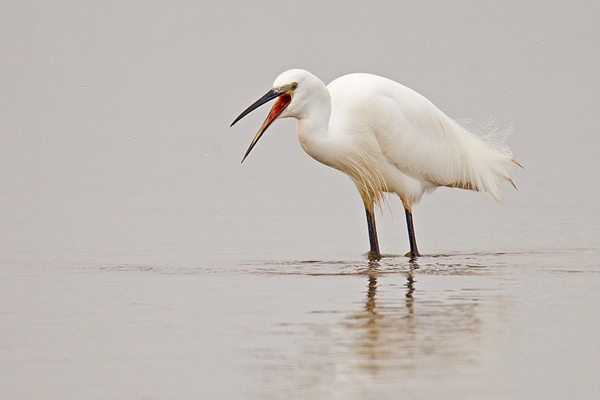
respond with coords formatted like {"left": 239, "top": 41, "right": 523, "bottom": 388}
{"left": 365, "top": 207, "right": 381, "bottom": 261}
{"left": 404, "top": 208, "right": 421, "bottom": 258}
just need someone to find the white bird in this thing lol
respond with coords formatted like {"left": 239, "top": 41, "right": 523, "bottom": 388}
{"left": 231, "top": 69, "right": 520, "bottom": 260}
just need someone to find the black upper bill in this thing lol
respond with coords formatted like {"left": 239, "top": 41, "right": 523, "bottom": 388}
{"left": 230, "top": 88, "right": 285, "bottom": 127}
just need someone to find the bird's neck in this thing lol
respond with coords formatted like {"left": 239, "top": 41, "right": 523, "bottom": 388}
{"left": 295, "top": 104, "right": 336, "bottom": 168}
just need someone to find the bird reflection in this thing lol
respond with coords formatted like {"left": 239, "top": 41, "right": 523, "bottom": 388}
{"left": 250, "top": 257, "right": 508, "bottom": 397}
{"left": 342, "top": 258, "right": 494, "bottom": 376}
{"left": 405, "top": 276, "right": 415, "bottom": 301}
{"left": 364, "top": 262, "right": 417, "bottom": 323}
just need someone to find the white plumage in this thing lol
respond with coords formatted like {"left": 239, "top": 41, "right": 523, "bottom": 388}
{"left": 231, "top": 69, "right": 520, "bottom": 260}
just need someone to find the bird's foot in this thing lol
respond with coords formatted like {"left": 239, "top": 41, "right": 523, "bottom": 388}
{"left": 404, "top": 251, "right": 421, "bottom": 259}
{"left": 368, "top": 250, "right": 382, "bottom": 262}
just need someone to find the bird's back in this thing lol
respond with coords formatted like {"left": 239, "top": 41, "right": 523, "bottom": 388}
{"left": 327, "top": 73, "right": 518, "bottom": 205}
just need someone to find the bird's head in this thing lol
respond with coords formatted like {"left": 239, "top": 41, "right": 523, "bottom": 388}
{"left": 230, "top": 69, "right": 328, "bottom": 162}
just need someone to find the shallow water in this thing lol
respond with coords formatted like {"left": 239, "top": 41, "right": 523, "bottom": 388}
{"left": 1, "top": 203, "right": 599, "bottom": 399}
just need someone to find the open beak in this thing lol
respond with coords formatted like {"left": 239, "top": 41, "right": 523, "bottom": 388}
{"left": 231, "top": 87, "right": 292, "bottom": 162}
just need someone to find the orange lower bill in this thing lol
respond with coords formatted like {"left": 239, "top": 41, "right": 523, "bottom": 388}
{"left": 241, "top": 93, "right": 292, "bottom": 162}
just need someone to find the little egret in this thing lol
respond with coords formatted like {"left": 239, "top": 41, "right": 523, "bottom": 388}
{"left": 231, "top": 69, "right": 519, "bottom": 260}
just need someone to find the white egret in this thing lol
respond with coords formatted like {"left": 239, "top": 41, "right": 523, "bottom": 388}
{"left": 231, "top": 69, "right": 520, "bottom": 260}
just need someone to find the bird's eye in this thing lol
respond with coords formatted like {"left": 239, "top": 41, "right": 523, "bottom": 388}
{"left": 290, "top": 82, "right": 298, "bottom": 91}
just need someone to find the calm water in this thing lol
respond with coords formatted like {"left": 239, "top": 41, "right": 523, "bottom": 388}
{"left": 1, "top": 196, "right": 599, "bottom": 399}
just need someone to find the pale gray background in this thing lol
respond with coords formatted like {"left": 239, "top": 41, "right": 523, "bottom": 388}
{"left": 1, "top": 1, "right": 599, "bottom": 399}
{"left": 1, "top": 1, "right": 598, "bottom": 258}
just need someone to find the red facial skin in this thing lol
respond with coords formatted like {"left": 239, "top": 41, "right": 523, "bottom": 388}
{"left": 266, "top": 93, "right": 292, "bottom": 124}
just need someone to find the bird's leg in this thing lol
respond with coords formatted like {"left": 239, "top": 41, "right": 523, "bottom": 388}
{"left": 365, "top": 207, "right": 381, "bottom": 261}
{"left": 404, "top": 208, "right": 421, "bottom": 258}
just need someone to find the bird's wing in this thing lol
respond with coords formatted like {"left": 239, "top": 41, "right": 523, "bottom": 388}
{"left": 372, "top": 88, "right": 467, "bottom": 186}
{"left": 330, "top": 74, "right": 515, "bottom": 201}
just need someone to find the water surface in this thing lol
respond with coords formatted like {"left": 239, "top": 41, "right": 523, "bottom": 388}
{"left": 1, "top": 205, "right": 599, "bottom": 399}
